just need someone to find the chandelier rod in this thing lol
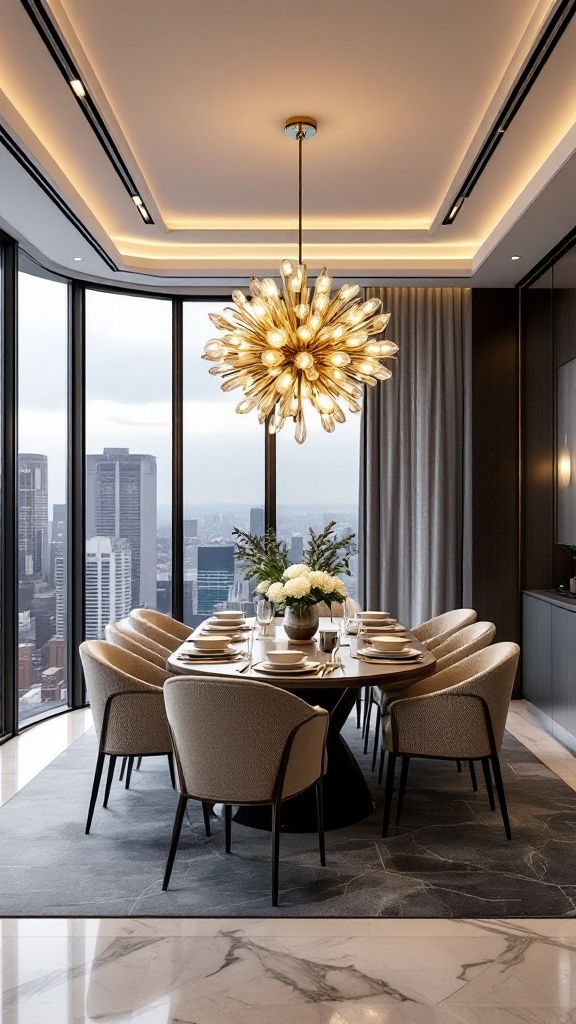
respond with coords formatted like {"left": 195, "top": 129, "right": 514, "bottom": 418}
{"left": 298, "top": 129, "right": 303, "bottom": 266}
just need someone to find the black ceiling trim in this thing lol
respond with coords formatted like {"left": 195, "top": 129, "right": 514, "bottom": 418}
{"left": 19, "top": 0, "right": 154, "bottom": 223}
{"left": 516, "top": 223, "right": 576, "bottom": 288}
{"left": 0, "top": 122, "right": 118, "bottom": 271}
{"left": 443, "top": 0, "right": 576, "bottom": 225}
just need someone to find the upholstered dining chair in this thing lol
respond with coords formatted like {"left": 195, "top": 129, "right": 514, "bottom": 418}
{"left": 129, "top": 609, "right": 187, "bottom": 653}
{"left": 411, "top": 608, "right": 477, "bottom": 651}
{"left": 79, "top": 640, "right": 176, "bottom": 834}
{"left": 380, "top": 642, "right": 520, "bottom": 840}
{"left": 433, "top": 621, "right": 496, "bottom": 671}
{"left": 372, "top": 620, "right": 497, "bottom": 777}
{"left": 106, "top": 620, "right": 169, "bottom": 669}
{"left": 162, "top": 675, "right": 329, "bottom": 906}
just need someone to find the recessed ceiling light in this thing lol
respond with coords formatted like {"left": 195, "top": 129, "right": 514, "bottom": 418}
{"left": 70, "top": 79, "right": 86, "bottom": 99}
{"left": 73, "top": 256, "right": 83, "bottom": 262}
{"left": 511, "top": 255, "right": 521, "bottom": 260}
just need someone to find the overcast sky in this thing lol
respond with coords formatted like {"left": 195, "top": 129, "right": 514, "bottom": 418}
{"left": 18, "top": 274, "right": 360, "bottom": 514}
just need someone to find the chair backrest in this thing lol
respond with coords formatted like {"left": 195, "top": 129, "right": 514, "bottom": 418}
{"left": 105, "top": 621, "right": 168, "bottom": 669}
{"left": 392, "top": 642, "right": 519, "bottom": 755}
{"left": 130, "top": 608, "right": 191, "bottom": 643}
{"left": 411, "top": 608, "right": 477, "bottom": 650}
{"left": 79, "top": 640, "right": 170, "bottom": 740}
{"left": 164, "top": 676, "right": 329, "bottom": 805}
{"left": 129, "top": 609, "right": 182, "bottom": 652}
{"left": 433, "top": 621, "right": 496, "bottom": 671}
{"left": 110, "top": 617, "right": 172, "bottom": 658}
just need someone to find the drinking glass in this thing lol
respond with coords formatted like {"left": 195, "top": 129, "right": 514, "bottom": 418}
{"left": 254, "top": 597, "right": 274, "bottom": 637}
{"left": 343, "top": 599, "right": 359, "bottom": 636}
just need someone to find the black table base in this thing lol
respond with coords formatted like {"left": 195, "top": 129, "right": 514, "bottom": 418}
{"left": 231, "top": 686, "right": 375, "bottom": 833}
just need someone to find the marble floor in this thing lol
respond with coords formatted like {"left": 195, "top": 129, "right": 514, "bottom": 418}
{"left": 2, "top": 704, "right": 576, "bottom": 1021}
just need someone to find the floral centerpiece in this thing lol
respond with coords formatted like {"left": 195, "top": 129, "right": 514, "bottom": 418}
{"left": 233, "top": 522, "right": 355, "bottom": 639}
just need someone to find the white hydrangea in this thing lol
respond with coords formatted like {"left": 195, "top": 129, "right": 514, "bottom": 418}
{"left": 256, "top": 579, "right": 271, "bottom": 594}
{"left": 267, "top": 581, "right": 286, "bottom": 603}
{"left": 307, "top": 570, "right": 337, "bottom": 593}
{"left": 332, "top": 577, "right": 348, "bottom": 596}
{"left": 283, "top": 576, "right": 312, "bottom": 598}
{"left": 282, "top": 563, "right": 311, "bottom": 579}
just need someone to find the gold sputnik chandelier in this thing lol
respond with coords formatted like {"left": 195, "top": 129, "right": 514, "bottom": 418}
{"left": 202, "top": 116, "right": 398, "bottom": 444}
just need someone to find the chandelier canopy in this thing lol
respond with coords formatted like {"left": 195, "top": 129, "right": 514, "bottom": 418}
{"left": 202, "top": 117, "right": 398, "bottom": 444}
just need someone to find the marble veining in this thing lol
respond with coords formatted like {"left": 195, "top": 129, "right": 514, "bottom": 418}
{"left": 2, "top": 917, "right": 576, "bottom": 1023}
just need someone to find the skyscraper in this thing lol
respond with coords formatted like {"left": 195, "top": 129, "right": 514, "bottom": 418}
{"left": 249, "top": 507, "right": 265, "bottom": 537}
{"left": 196, "top": 546, "right": 235, "bottom": 615}
{"left": 289, "top": 533, "right": 304, "bottom": 564}
{"left": 85, "top": 537, "right": 131, "bottom": 639}
{"left": 18, "top": 454, "right": 48, "bottom": 581}
{"left": 86, "top": 448, "right": 157, "bottom": 608}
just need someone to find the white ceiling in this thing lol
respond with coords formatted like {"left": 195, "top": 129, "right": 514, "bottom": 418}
{"left": 0, "top": 0, "right": 575, "bottom": 286}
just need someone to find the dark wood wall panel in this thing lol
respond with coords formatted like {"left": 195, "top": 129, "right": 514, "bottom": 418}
{"left": 471, "top": 290, "right": 520, "bottom": 667}
{"left": 522, "top": 285, "right": 555, "bottom": 590}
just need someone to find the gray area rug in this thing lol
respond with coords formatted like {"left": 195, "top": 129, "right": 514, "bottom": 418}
{"left": 1, "top": 720, "right": 576, "bottom": 917}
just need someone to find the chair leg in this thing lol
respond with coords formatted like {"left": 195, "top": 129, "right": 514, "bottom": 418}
{"left": 162, "top": 794, "right": 188, "bottom": 891}
{"left": 125, "top": 757, "right": 134, "bottom": 790}
{"left": 456, "top": 759, "right": 462, "bottom": 773}
{"left": 85, "top": 751, "right": 105, "bottom": 834}
{"left": 136, "top": 756, "right": 143, "bottom": 770}
{"left": 378, "top": 746, "right": 386, "bottom": 785}
{"left": 224, "top": 804, "right": 232, "bottom": 853}
{"left": 361, "top": 685, "right": 371, "bottom": 738}
{"left": 316, "top": 779, "right": 326, "bottom": 867}
{"left": 481, "top": 757, "right": 495, "bottom": 811}
{"left": 363, "top": 693, "right": 373, "bottom": 754}
{"left": 468, "top": 760, "right": 478, "bottom": 792}
{"left": 381, "top": 752, "right": 397, "bottom": 838}
{"left": 395, "top": 755, "right": 410, "bottom": 825}
{"left": 491, "top": 754, "right": 512, "bottom": 839}
{"left": 371, "top": 706, "right": 381, "bottom": 772}
{"left": 102, "top": 754, "right": 117, "bottom": 808}
{"left": 202, "top": 801, "right": 212, "bottom": 837}
{"left": 167, "top": 752, "right": 176, "bottom": 789}
{"left": 271, "top": 800, "right": 282, "bottom": 907}
{"left": 119, "top": 756, "right": 127, "bottom": 782}
{"left": 355, "top": 695, "right": 362, "bottom": 729}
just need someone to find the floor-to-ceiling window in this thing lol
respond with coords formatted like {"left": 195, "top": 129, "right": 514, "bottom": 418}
{"left": 17, "top": 270, "right": 69, "bottom": 724}
{"left": 84, "top": 290, "right": 172, "bottom": 637}
{"left": 182, "top": 301, "right": 265, "bottom": 625}
{"left": 276, "top": 409, "right": 360, "bottom": 602}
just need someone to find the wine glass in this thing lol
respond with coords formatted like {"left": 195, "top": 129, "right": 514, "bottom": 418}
{"left": 254, "top": 597, "right": 274, "bottom": 637}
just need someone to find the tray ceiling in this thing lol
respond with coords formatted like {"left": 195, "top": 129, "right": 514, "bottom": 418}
{"left": 0, "top": 0, "right": 575, "bottom": 284}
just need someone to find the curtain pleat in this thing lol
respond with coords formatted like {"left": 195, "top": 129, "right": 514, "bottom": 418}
{"left": 358, "top": 287, "right": 471, "bottom": 628}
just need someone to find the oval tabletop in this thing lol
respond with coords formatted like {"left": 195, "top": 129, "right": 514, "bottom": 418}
{"left": 166, "top": 616, "right": 436, "bottom": 692}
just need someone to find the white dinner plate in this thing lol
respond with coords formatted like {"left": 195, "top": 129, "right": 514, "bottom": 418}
{"left": 206, "top": 616, "right": 247, "bottom": 626}
{"left": 180, "top": 644, "right": 237, "bottom": 658}
{"left": 358, "top": 622, "right": 403, "bottom": 630}
{"left": 359, "top": 646, "right": 421, "bottom": 660}
{"left": 255, "top": 660, "right": 321, "bottom": 675}
{"left": 198, "top": 629, "right": 245, "bottom": 641}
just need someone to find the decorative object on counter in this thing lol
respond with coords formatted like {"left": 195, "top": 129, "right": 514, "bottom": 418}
{"left": 202, "top": 117, "right": 397, "bottom": 444}
{"left": 557, "top": 543, "right": 576, "bottom": 593}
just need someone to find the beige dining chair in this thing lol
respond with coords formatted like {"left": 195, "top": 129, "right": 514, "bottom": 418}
{"left": 380, "top": 642, "right": 520, "bottom": 840}
{"left": 411, "top": 608, "right": 477, "bottom": 651}
{"left": 129, "top": 609, "right": 186, "bottom": 653}
{"left": 162, "top": 675, "right": 329, "bottom": 906}
{"left": 79, "top": 640, "right": 176, "bottom": 834}
{"left": 106, "top": 620, "right": 169, "bottom": 669}
{"left": 373, "top": 620, "right": 497, "bottom": 779}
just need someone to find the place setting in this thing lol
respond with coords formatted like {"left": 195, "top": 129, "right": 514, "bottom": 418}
{"left": 353, "top": 634, "right": 424, "bottom": 665}
{"left": 175, "top": 634, "right": 245, "bottom": 664}
{"left": 249, "top": 648, "right": 323, "bottom": 677}
{"left": 196, "top": 609, "right": 253, "bottom": 642}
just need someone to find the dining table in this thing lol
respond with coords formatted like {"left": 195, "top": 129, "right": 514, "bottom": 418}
{"left": 166, "top": 617, "right": 436, "bottom": 832}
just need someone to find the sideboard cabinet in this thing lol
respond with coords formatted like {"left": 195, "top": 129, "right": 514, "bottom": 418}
{"left": 522, "top": 590, "right": 576, "bottom": 752}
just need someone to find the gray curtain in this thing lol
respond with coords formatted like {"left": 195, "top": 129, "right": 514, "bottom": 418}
{"left": 358, "top": 287, "right": 472, "bottom": 628}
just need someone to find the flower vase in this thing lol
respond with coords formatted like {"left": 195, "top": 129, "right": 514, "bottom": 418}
{"left": 283, "top": 605, "right": 319, "bottom": 642}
